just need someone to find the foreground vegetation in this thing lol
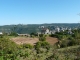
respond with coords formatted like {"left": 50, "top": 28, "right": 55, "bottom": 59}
{"left": 0, "top": 29, "right": 80, "bottom": 60}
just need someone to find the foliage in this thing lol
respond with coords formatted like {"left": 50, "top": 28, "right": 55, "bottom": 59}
{"left": 9, "top": 32, "right": 18, "bottom": 37}
{"left": 0, "top": 36, "right": 80, "bottom": 60}
{"left": 60, "top": 40, "right": 69, "bottom": 48}
{"left": 30, "top": 32, "right": 38, "bottom": 37}
{"left": 22, "top": 44, "right": 33, "bottom": 49}
{"left": 39, "top": 36, "right": 46, "bottom": 41}
{"left": 0, "top": 37, "right": 19, "bottom": 60}
{"left": 46, "top": 46, "right": 80, "bottom": 60}
{"left": 51, "top": 29, "right": 80, "bottom": 48}
{"left": 35, "top": 41, "right": 50, "bottom": 49}
{"left": 0, "top": 28, "right": 80, "bottom": 60}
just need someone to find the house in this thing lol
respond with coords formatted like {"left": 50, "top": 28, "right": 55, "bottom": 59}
{"left": 68, "top": 28, "right": 73, "bottom": 34}
{"left": 0, "top": 32, "right": 3, "bottom": 35}
{"left": 41, "top": 28, "right": 51, "bottom": 34}
{"left": 60, "top": 27, "right": 64, "bottom": 32}
{"left": 51, "top": 30, "right": 56, "bottom": 34}
{"left": 55, "top": 27, "right": 60, "bottom": 32}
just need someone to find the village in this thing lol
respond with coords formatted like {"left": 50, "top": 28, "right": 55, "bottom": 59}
{"left": 38, "top": 26, "right": 73, "bottom": 35}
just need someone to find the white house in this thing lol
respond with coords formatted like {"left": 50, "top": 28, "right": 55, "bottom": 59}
{"left": 0, "top": 32, "right": 3, "bottom": 35}
{"left": 55, "top": 27, "right": 60, "bottom": 32}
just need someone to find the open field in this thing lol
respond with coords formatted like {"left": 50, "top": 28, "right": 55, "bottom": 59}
{"left": 46, "top": 37, "right": 58, "bottom": 45}
{"left": 11, "top": 37, "right": 39, "bottom": 45}
{"left": 11, "top": 36, "right": 58, "bottom": 45}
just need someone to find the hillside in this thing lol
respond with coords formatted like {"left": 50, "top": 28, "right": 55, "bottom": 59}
{"left": 0, "top": 23, "right": 80, "bottom": 34}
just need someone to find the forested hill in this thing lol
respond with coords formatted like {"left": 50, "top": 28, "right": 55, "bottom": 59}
{"left": 0, "top": 23, "right": 80, "bottom": 34}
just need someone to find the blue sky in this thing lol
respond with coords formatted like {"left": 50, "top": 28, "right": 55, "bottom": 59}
{"left": 0, "top": 0, "right": 80, "bottom": 25}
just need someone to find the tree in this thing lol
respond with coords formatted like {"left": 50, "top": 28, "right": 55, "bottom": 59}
{"left": 35, "top": 41, "right": 50, "bottom": 51}
{"left": 0, "top": 37, "right": 18, "bottom": 60}
{"left": 9, "top": 32, "right": 18, "bottom": 36}
{"left": 22, "top": 44, "right": 33, "bottom": 49}
{"left": 39, "top": 37, "right": 46, "bottom": 41}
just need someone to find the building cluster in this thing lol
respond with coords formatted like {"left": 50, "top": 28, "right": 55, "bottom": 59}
{"left": 38, "top": 26, "right": 73, "bottom": 35}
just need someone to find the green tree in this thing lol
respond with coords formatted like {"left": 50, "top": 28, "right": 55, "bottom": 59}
{"left": 22, "top": 44, "right": 33, "bottom": 49}
{"left": 0, "top": 37, "right": 18, "bottom": 60}
{"left": 9, "top": 32, "right": 18, "bottom": 37}
{"left": 39, "top": 36, "right": 46, "bottom": 41}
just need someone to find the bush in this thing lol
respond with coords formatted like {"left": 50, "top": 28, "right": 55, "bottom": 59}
{"left": 39, "top": 36, "right": 46, "bottom": 41}
{"left": 35, "top": 41, "right": 50, "bottom": 54}
{"left": 60, "top": 40, "right": 69, "bottom": 48}
{"left": 68, "top": 39, "right": 80, "bottom": 46}
{"left": 22, "top": 44, "right": 33, "bottom": 49}
{"left": 9, "top": 32, "right": 18, "bottom": 37}
{"left": 30, "top": 33, "right": 38, "bottom": 37}
{"left": 39, "top": 34, "right": 44, "bottom": 37}
{"left": 35, "top": 41, "right": 50, "bottom": 50}
{"left": 0, "top": 37, "right": 18, "bottom": 60}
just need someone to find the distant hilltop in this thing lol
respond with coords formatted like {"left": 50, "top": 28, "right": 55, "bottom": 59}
{"left": 0, "top": 23, "right": 80, "bottom": 34}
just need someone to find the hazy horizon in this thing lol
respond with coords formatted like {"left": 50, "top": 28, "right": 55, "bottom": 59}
{"left": 0, "top": 23, "right": 80, "bottom": 26}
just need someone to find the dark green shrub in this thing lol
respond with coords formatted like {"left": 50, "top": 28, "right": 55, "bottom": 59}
{"left": 9, "top": 32, "right": 18, "bottom": 37}
{"left": 35, "top": 41, "right": 50, "bottom": 50}
{"left": 22, "top": 44, "right": 33, "bottom": 49}
{"left": 68, "top": 39, "right": 80, "bottom": 46}
{"left": 39, "top": 36, "right": 46, "bottom": 41}
{"left": 30, "top": 32, "right": 38, "bottom": 37}
{"left": 0, "top": 37, "right": 19, "bottom": 60}
{"left": 39, "top": 34, "right": 44, "bottom": 37}
{"left": 0, "top": 35, "right": 3, "bottom": 38}
{"left": 60, "top": 40, "right": 69, "bottom": 48}
{"left": 35, "top": 41, "right": 50, "bottom": 54}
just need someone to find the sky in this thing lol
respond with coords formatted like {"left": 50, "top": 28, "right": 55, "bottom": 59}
{"left": 0, "top": 0, "right": 80, "bottom": 25}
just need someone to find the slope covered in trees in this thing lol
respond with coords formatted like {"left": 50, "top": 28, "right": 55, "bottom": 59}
{"left": 0, "top": 23, "right": 80, "bottom": 34}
